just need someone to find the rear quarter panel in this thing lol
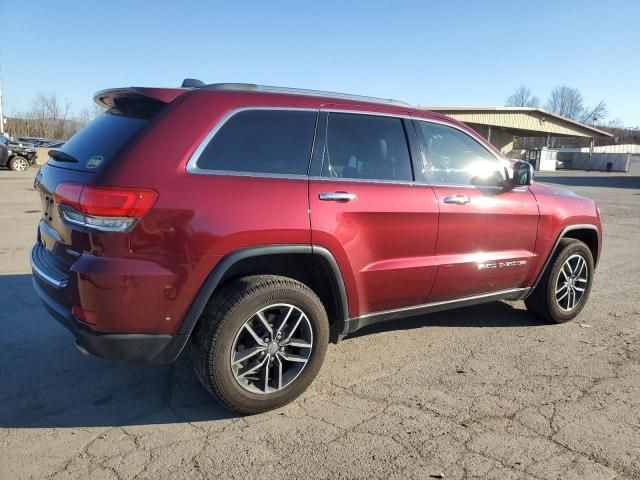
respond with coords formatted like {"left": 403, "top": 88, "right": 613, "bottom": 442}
{"left": 95, "top": 91, "right": 314, "bottom": 333}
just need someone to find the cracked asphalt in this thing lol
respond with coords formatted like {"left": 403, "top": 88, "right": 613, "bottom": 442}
{"left": 1, "top": 163, "right": 639, "bottom": 479}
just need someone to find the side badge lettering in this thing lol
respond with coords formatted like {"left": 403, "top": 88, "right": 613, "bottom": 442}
{"left": 478, "top": 260, "right": 527, "bottom": 270}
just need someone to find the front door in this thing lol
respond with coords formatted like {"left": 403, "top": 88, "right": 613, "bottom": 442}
{"left": 412, "top": 119, "right": 539, "bottom": 301}
{"left": 309, "top": 110, "right": 439, "bottom": 317}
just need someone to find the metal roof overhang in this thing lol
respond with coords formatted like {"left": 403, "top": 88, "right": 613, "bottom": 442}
{"left": 422, "top": 107, "right": 613, "bottom": 138}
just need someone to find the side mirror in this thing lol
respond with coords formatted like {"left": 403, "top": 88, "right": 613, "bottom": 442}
{"left": 512, "top": 161, "right": 534, "bottom": 186}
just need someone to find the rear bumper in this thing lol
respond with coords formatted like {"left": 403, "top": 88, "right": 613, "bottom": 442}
{"left": 31, "top": 256, "right": 188, "bottom": 364}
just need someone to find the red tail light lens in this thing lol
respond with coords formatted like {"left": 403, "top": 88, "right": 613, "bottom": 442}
{"left": 53, "top": 182, "right": 158, "bottom": 232}
{"left": 78, "top": 186, "right": 157, "bottom": 217}
{"left": 53, "top": 182, "right": 83, "bottom": 211}
{"left": 54, "top": 183, "right": 157, "bottom": 217}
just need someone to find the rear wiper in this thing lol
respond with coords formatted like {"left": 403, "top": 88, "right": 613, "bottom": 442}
{"left": 48, "top": 150, "right": 78, "bottom": 163}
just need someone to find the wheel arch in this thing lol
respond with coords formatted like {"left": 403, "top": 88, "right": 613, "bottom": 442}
{"left": 530, "top": 224, "right": 600, "bottom": 293}
{"left": 178, "top": 245, "right": 349, "bottom": 343}
{"left": 562, "top": 227, "right": 599, "bottom": 265}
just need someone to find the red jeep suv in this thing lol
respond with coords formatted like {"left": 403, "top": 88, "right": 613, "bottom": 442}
{"left": 31, "top": 81, "right": 602, "bottom": 414}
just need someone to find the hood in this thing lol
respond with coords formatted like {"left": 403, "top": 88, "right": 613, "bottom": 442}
{"left": 7, "top": 142, "right": 36, "bottom": 152}
{"left": 531, "top": 181, "right": 581, "bottom": 199}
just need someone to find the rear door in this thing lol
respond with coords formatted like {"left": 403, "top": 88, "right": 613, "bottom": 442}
{"left": 309, "top": 109, "right": 439, "bottom": 317}
{"left": 413, "top": 119, "right": 539, "bottom": 301}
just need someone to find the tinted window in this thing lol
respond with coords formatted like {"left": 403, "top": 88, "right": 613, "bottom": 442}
{"left": 415, "top": 121, "right": 506, "bottom": 186}
{"left": 323, "top": 113, "right": 412, "bottom": 182}
{"left": 196, "top": 110, "right": 317, "bottom": 175}
{"left": 48, "top": 112, "right": 149, "bottom": 171}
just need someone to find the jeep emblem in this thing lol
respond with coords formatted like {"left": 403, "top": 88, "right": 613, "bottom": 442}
{"left": 86, "top": 156, "right": 104, "bottom": 169}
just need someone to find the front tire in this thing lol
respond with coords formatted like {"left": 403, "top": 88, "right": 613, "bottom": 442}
{"left": 191, "top": 275, "right": 329, "bottom": 414}
{"left": 525, "top": 238, "right": 594, "bottom": 323}
{"left": 9, "top": 156, "right": 29, "bottom": 172}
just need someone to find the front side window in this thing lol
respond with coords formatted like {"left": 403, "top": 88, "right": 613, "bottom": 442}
{"left": 414, "top": 121, "right": 506, "bottom": 186}
{"left": 196, "top": 110, "right": 317, "bottom": 175}
{"left": 323, "top": 113, "right": 413, "bottom": 182}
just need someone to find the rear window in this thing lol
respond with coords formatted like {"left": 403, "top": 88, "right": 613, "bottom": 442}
{"left": 195, "top": 109, "right": 317, "bottom": 175}
{"left": 48, "top": 97, "right": 163, "bottom": 171}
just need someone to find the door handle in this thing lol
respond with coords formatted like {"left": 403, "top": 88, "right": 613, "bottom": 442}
{"left": 319, "top": 192, "right": 357, "bottom": 202}
{"left": 443, "top": 194, "right": 471, "bottom": 205}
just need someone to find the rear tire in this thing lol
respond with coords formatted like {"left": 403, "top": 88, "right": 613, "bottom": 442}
{"left": 525, "top": 238, "right": 594, "bottom": 323}
{"left": 191, "top": 275, "right": 329, "bottom": 414}
{"left": 9, "top": 156, "right": 29, "bottom": 172}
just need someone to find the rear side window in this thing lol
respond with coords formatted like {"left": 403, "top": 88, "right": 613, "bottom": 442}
{"left": 196, "top": 110, "right": 317, "bottom": 175}
{"left": 323, "top": 113, "right": 413, "bottom": 182}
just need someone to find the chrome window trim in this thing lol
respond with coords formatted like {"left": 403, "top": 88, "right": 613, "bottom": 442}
{"left": 185, "top": 169, "right": 309, "bottom": 181}
{"left": 185, "top": 105, "right": 517, "bottom": 190}
{"left": 185, "top": 107, "right": 319, "bottom": 177}
{"left": 309, "top": 175, "right": 417, "bottom": 187}
{"left": 428, "top": 183, "right": 529, "bottom": 192}
{"left": 321, "top": 108, "right": 411, "bottom": 118}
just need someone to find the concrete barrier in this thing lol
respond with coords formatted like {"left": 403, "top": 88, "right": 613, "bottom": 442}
{"left": 557, "top": 152, "right": 631, "bottom": 172}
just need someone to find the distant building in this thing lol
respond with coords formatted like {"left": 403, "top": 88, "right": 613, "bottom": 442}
{"left": 422, "top": 106, "right": 612, "bottom": 155}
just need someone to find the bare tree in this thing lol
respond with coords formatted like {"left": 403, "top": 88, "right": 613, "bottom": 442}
{"left": 581, "top": 100, "right": 608, "bottom": 125}
{"left": 545, "top": 85, "right": 584, "bottom": 119}
{"left": 544, "top": 85, "right": 608, "bottom": 125}
{"left": 77, "top": 104, "right": 103, "bottom": 128}
{"left": 505, "top": 85, "right": 540, "bottom": 107}
{"left": 5, "top": 93, "right": 98, "bottom": 140}
{"left": 604, "top": 118, "right": 624, "bottom": 129}
{"left": 29, "top": 93, "right": 72, "bottom": 139}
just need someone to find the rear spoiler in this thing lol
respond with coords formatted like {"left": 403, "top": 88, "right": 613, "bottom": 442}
{"left": 93, "top": 87, "right": 187, "bottom": 109}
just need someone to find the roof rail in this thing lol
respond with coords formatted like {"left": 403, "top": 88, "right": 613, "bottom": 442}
{"left": 181, "top": 80, "right": 410, "bottom": 107}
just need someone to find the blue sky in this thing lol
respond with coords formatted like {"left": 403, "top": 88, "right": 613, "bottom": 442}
{"left": 2, "top": 0, "right": 639, "bottom": 126}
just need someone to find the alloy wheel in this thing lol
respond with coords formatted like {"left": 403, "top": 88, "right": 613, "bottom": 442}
{"left": 12, "top": 158, "right": 28, "bottom": 171}
{"left": 555, "top": 254, "right": 588, "bottom": 311}
{"left": 230, "top": 303, "right": 313, "bottom": 394}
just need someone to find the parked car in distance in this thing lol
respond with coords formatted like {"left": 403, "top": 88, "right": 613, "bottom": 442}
{"left": 0, "top": 133, "right": 38, "bottom": 171}
{"left": 31, "top": 81, "right": 602, "bottom": 414}
{"left": 17, "top": 137, "right": 65, "bottom": 148}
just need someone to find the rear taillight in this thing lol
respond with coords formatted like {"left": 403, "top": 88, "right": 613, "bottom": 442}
{"left": 53, "top": 182, "right": 158, "bottom": 232}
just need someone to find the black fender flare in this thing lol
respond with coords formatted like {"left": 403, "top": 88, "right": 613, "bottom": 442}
{"left": 176, "top": 244, "right": 349, "bottom": 337}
